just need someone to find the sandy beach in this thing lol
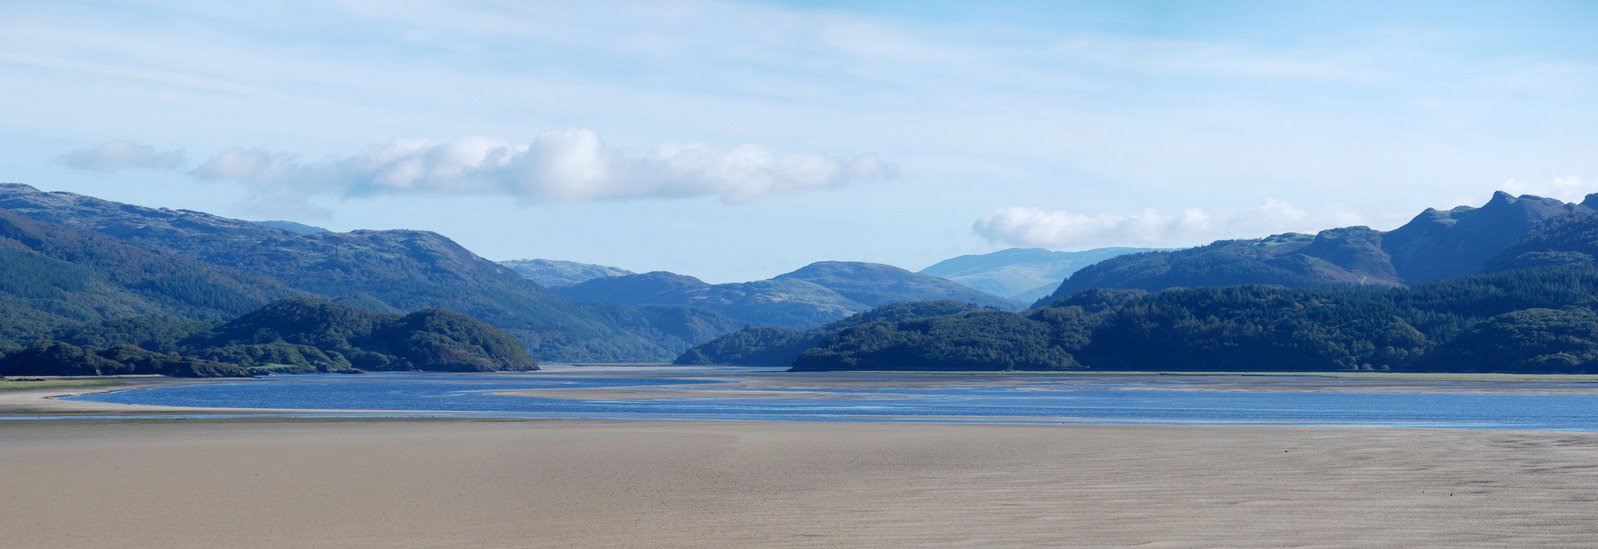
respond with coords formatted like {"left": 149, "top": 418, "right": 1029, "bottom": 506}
{"left": 3, "top": 419, "right": 1596, "bottom": 548}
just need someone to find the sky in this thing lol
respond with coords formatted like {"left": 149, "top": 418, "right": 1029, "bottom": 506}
{"left": 3, "top": 0, "right": 1597, "bottom": 282}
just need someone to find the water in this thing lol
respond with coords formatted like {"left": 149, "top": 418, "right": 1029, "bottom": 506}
{"left": 40, "top": 368, "right": 1598, "bottom": 430}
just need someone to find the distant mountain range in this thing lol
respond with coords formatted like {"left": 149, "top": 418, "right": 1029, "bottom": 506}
{"left": 919, "top": 247, "right": 1155, "bottom": 302}
{"left": 680, "top": 192, "right": 1598, "bottom": 374}
{"left": 1044, "top": 192, "right": 1595, "bottom": 304}
{"left": 11, "top": 181, "right": 1598, "bottom": 375}
{"left": 499, "top": 259, "right": 635, "bottom": 288}
{"left": 550, "top": 261, "right": 1021, "bottom": 329}
{"left": 0, "top": 183, "right": 725, "bottom": 362}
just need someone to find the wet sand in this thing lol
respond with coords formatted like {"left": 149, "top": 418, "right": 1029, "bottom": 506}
{"left": 0, "top": 377, "right": 241, "bottom": 415}
{"left": 3, "top": 420, "right": 1597, "bottom": 547}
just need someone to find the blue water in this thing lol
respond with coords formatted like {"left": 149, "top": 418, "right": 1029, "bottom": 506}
{"left": 40, "top": 370, "right": 1598, "bottom": 430}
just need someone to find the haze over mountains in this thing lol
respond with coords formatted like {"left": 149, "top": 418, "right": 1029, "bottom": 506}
{"left": 548, "top": 261, "right": 1021, "bottom": 329}
{"left": 919, "top": 247, "right": 1154, "bottom": 302}
{"left": 499, "top": 259, "right": 635, "bottom": 288}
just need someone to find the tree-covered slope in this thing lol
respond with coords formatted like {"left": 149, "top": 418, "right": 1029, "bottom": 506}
{"left": 675, "top": 301, "right": 990, "bottom": 366}
{"left": 1485, "top": 212, "right": 1598, "bottom": 273}
{"left": 185, "top": 298, "right": 536, "bottom": 373}
{"left": 2, "top": 298, "right": 539, "bottom": 376}
{"left": 1044, "top": 192, "right": 1594, "bottom": 302}
{"left": 0, "top": 341, "right": 250, "bottom": 377}
{"left": 1384, "top": 192, "right": 1588, "bottom": 283}
{"left": 0, "top": 183, "right": 714, "bottom": 361}
{"left": 792, "top": 268, "right": 1598, "bottom": 374}
{"left": 575, "top": 303, "right": 742, "bottom": 357}
{"left": 0, "top": 208, "right": 295, "bottom": 348}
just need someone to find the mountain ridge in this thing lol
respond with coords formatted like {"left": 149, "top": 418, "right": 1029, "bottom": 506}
{"left": 553, "top": 261, "right": 1020, "bottom": 330}
{"left": 1044, "top": 192, "right": 1597, "bottom": 304}
{"left": 499, "top": 258, "right": 635, "bottom": 288}
{"left": 0, "top": 183, "right": 723, "bottom": 361}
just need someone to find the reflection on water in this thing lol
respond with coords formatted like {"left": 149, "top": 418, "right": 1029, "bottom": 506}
{"left": 45, "top": 368, "right": 1598, "bottom": 430}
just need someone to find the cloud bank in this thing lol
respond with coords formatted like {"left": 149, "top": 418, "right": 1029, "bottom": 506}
{"left": 57, "top": 140, "right": 185, "bottom": 172}
{"left": 974, "top": 200, "right": 1371, "bottom": 248}
{"left": 189, "top": 129, "right": 896, "bottom": 211}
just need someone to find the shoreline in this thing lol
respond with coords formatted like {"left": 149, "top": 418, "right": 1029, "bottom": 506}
{"left": 0, "top": 376, "right": 239, "bottom": 415}
{"left": 16, "top": 367, "right": 1598, "bottom": 421}
{"left": 9, "top": 371, "right": 1598, "bottom": 545}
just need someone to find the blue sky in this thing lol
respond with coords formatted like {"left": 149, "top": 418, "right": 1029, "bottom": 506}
{"left": 3, "top": 0, "right": 1596, "bottom": 282}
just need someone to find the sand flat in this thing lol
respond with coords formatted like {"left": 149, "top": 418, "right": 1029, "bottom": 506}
{"left": 3, "top": 420, "right": 1597, "bottom": 547}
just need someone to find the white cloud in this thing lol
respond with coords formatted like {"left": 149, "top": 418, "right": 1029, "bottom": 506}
{"left": 57, "top": 140, "right": 186, "bottom": 172}
{"left": 1501, "top": 176, "right": 1596, "bottom": 203}
{"left": 973, "top": 200, "right": 1372, "bottom": 248}
{"left": 190, "top": 129, "right": 896, "bottom": 211}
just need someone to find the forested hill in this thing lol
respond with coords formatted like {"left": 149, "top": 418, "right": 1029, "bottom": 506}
{"left": 1486, "top": 211, "right": 1598, "bottom": 273}
{"left": 1045, "top": 192, "right": 1594, "bottom": 302}
{"left": 0, "top": 298, "right": 537, "bottom": 377}
{"left": 0, "top": 183, "right": 729, "bottom": 361}
{"left": 0, "top": 208, "right": 296, "bottom": 347}
{"left": 675, "top": 301, "right": 988, "bottom": 366}
{"left": 784, "top": 268, "right": 1598, "bottom": 374}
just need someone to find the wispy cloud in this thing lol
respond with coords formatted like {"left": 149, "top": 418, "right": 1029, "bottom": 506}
{"left": 57, "top": 140, "right": 186, "bottom": 172}
{"left": 973, "top": 200, "right": 1373, "bottom": 248}
{"left": 189, "top": 129, "right": 896, "bottom": 212}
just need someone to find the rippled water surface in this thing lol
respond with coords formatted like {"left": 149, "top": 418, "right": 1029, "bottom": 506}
{"left": 48, "top": 367, "right": 1598, "bottom": 430}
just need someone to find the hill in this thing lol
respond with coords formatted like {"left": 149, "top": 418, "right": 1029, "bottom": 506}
{"left": 1384, "top": 192, "right": 1589, "bottom": 282}
{"left": 919, "top": 247, "right": 1153, "bottom": 302}
{"left": 500, "top": 259, "right": 635, "bottom": 288}
{"left": 774, "top": 261, "right": 1022, "bottom": 310}
{"left": 789, "top": 268, "right": 1598, "bottom": 374}
{"left": 1485, "top": 212, "right": 1598, "bottom": 272}
{"left": 0, "top": 208, "right": 295, "bottom": 348}
{"left": 1045, "top": 192, "right": 1593, "bottom": 302}
{"left": 2, "top": 298, "right": 538, "bottom": 376}
{"left": 0, "top": 183, "right": 722, "bottom": 361}
{"left": 674, "top": 301, "right": 990, "bottom": 366}
{"left": 553, "top": 272, "right": 861, "bottom": 329}
{"left": 555, "top": 262, "right": 1020, "bottom": 331}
